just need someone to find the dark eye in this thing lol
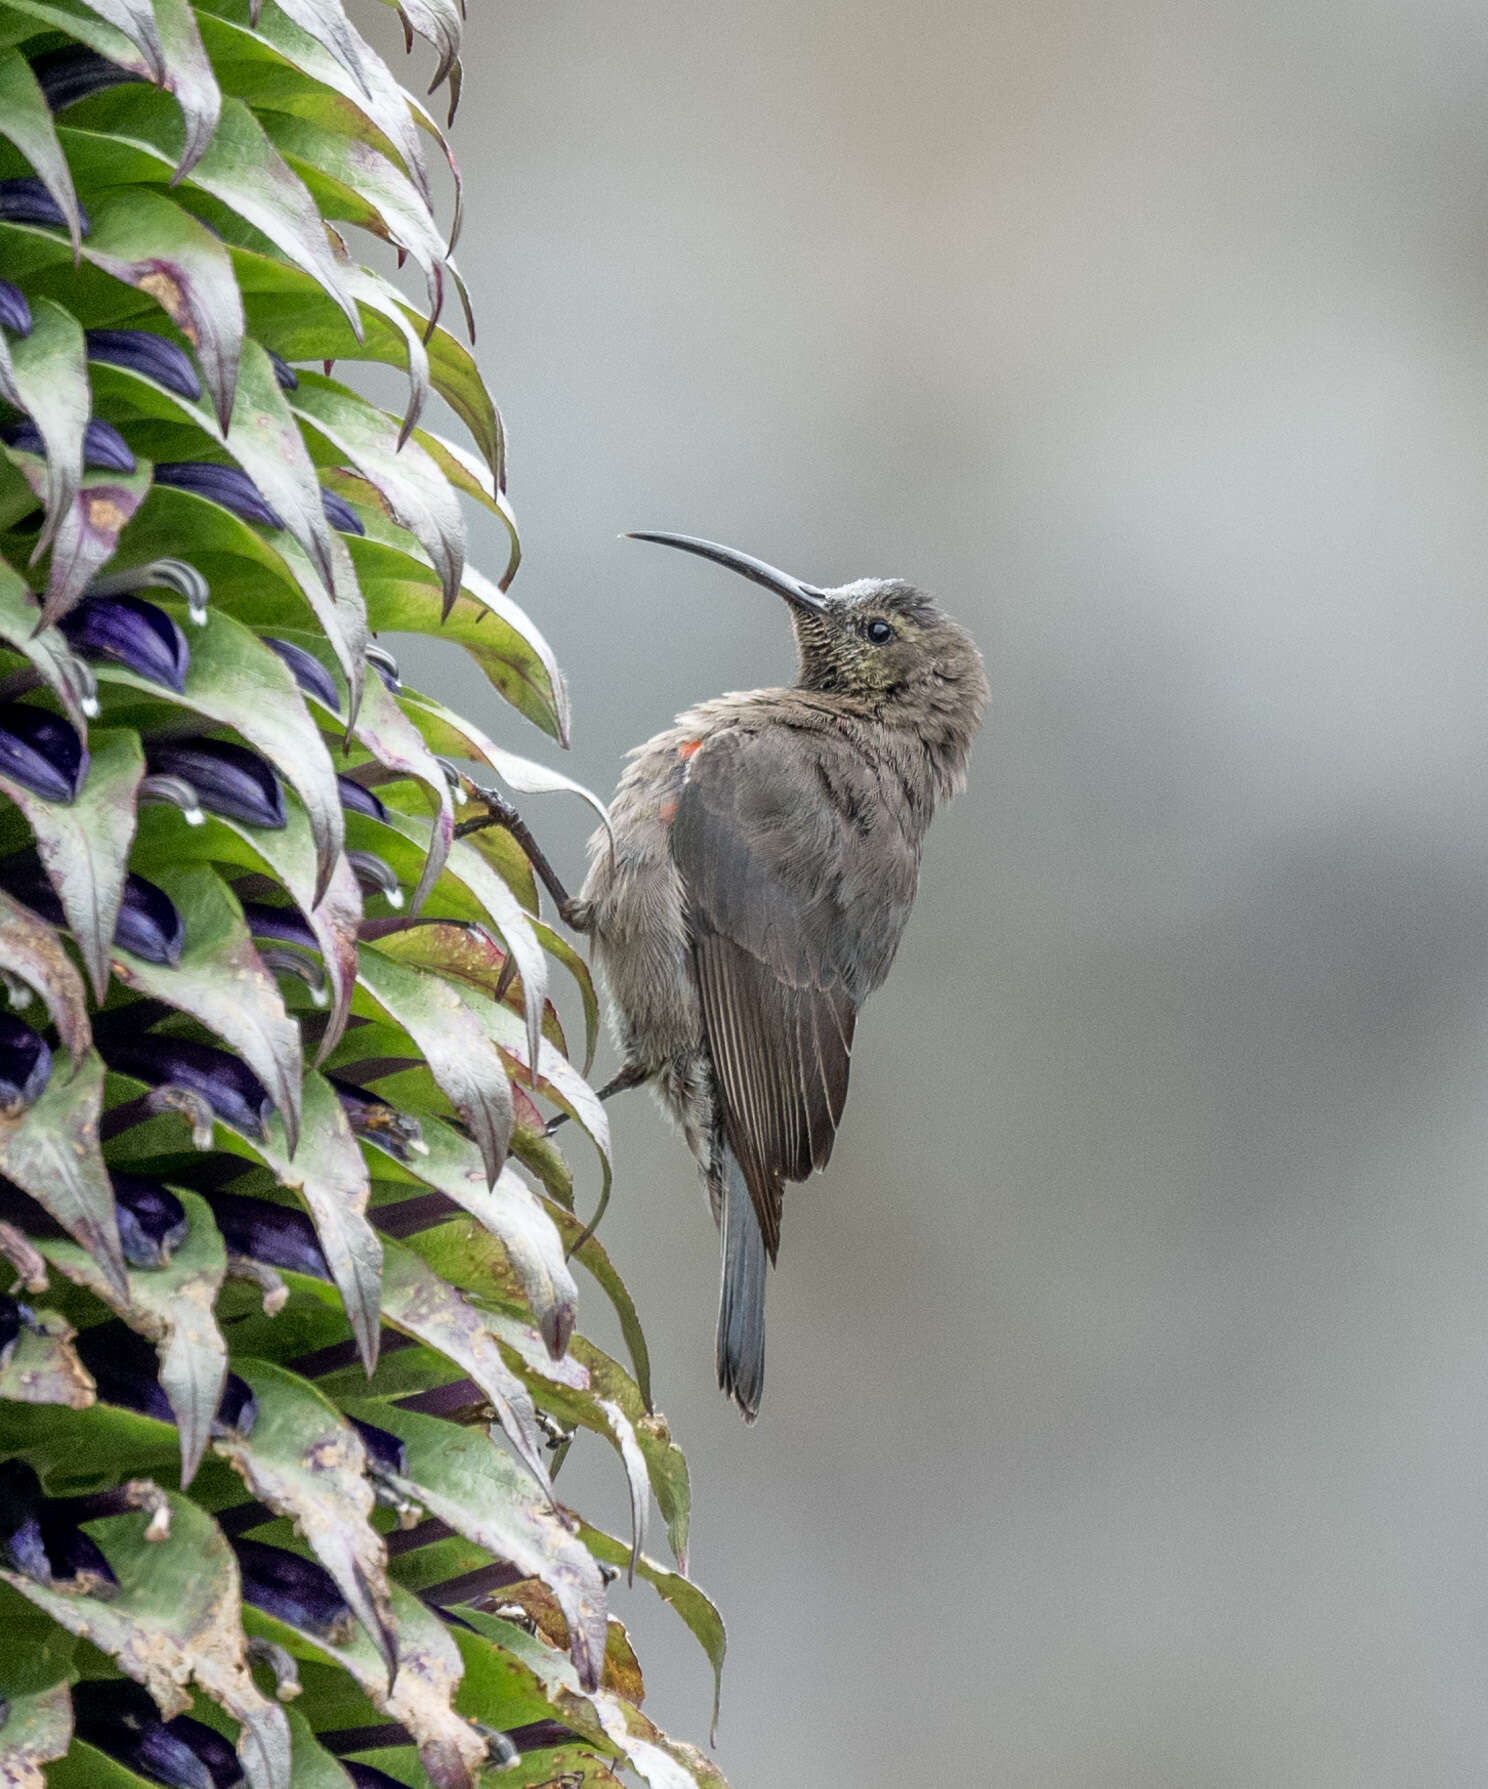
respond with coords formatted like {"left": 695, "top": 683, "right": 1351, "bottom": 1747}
{"left": 865, "top": 618, "right": 895, "bottom": 645}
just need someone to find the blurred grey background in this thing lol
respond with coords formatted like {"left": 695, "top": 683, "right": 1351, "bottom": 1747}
{"left": 385, "top": 1, "right": 1488, "bottom": 1782}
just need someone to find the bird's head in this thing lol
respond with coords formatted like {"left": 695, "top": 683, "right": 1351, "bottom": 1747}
{"left": 628, "top": 532, "right": 988, "bottom": 788}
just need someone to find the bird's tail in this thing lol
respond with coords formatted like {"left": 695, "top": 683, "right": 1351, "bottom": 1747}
{"left": 716, "top": 1147, "right": 767, "bottom": 1422}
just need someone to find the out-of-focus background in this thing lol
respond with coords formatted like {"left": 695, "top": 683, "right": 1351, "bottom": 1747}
{"left": 387, "top": 2, "right": 1488, "bottom": 1782}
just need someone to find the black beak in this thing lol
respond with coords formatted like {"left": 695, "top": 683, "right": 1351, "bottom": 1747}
{"left": 625, "top": 532, "right": 829, "bottom": 614}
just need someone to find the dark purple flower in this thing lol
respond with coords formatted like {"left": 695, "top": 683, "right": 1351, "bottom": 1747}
{"left": 0, "top": 853, "right": 185, "bottom": 964}
{"left": 60, "top": 593, "right": 190, "bottom": 691}
{"left": 0, "top": 177, "right": 87, "bottom": 233}
{"left": 263, "top": 636, "right": 339, "bottom": 711}
{"left": 0, "top": 703, "right": 88, "bottom": 803}
{"left": 0, "top": 1013, "right": 50, "bottom": 1111}
{"left": 97, "top": 1032, "right": 271, "bottom": 1139}
{"left": 111, "top": 1171, "right": 189, "bottom": 1268}
{"left": 87, "top": 328, "right": 200, "bottom": 401}
{"left": 204, "top": 1191, "right": 329, "bottom": 1281}
{"left": 233, "top": 1537, "right": 353, "bottom": 1640}
{"left": 29, "top": 45, "right": 145, "bottom": 111}
{"left": 146, "top": 737, "right": 286, "bottom": 830}
{"left": 0, "top": 280, "right": 32, "bottom": 335}
{"left": 75, "top": 1319, "right": 256, "bottom": 1435}
{"left": 267, "top": 350, "right": 299, "bottom": 391}
{"left": 153, "top": 462, "right": 282, "bottom": 529}
{"left": 320, "top": 487, "right": 365, "bottom": 535}
{"left": 3, "top": 418, "right": 138, "bottom": 474}
{"left": 337, "top": 774, "right": 387, "bottom": 821}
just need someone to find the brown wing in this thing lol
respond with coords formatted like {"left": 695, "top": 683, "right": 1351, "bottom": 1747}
{"left": 670, "top": 722, "right": 918, "bottom": 1259}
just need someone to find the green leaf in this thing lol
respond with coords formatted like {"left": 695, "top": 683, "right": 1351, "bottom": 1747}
{"left": 0, "top": 47, "right": 82, "bottom": 251}
{"left": 227, "top": 1073, "right": 382, "bottom": 1374}
{"left": 283, "top": 1707, "right": 357, "bottom": 1789}
{"left": 0, "top": 1048, "right": 125, "bottom": 1296}
{"left": 215, "top": 1359, "right": 396, "bottom": 1671}
{"left": 61, "top": 103, "right": 359, "bottom": 331}
{"left": 80, "top": 190, "right": 245, "bottom": 431}
{"left": 0, "top": 725, "right": 143, "bottom": 999}
{"left": 2, "top": 1491, "right": 291, "bottom": 1789}
{"left": 259, "top": 110, "right": 444, "bottom": 311}
{"left": 95, "top": 603, "right": 345, "bottom": 905}
{"left": 356, "top": 943, "right": 511, "bottom": 1188}
{"left": 0, "top": 1307, "right": 94, "bottom": 1408}
{"left": 112, "top": 864, "right": 304, "bottom": 1151}
{"left": 198, "top": 0, "right": 434, "bottom": 209}
{"left": 0, "top": 1579, "right": 76, "bottom": 1697}
{"left": 377, "top": 1114, "right": 577, "bottom": 1356}
{"left": 343, "top": 1401, "right": 608, "bottom": 1692}
{"left": 112, "top": 482, "right": 371, "bottom": 715}
{"left": 233, "top": 245, "right": 432, "bottom": 443}
{"left": 357, "top": 548, "right": 567, "bottom": 744}
{"left": 345, "top": 667, "right": 452, "bottom": 913}
{"left": 5, "top": 295, "right": 87, "bottom": 562}
{"left": 129, "top": 797, "right": 361, "bottom": 1066}
{"left": 402, "top": 699, "right": 611, "bottom": 869}
{"left": 541, "top": 1198, "right": 651, "bottom": 1411}
{"left": 141, "top": 0, "right": 222, "bottom": 178}
{"left": 0, "top": 1677, "right": 72, "bottom": 1783}
{"left": 576, "top": 1521, "right": 725, "bottom": 1744}
{"left": 376, "top": 1237, "right": 551, "bottom": 1494}
{"left": 291, "top": 372, "right": 463, "bottom": 608}
{"left": 76, "top": 0, "right": 165, "bottom": 77}
{"left": 38, "top": 460, "right": 155, "bottom": 626}
{"left": 0, "top": 886, "right": 91, "bottom": 1058}
{"left": 45, "top": 1740, "right": 162, "bottom": 1789}
{"left": 0, "top": 560, "right": 93, "bottom": 728}
{"left": 38, "top": 1187, "right": 228, "bottom": 1484}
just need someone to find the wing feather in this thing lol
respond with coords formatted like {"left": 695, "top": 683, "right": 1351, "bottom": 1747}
{"left": 673, "top": 723, "right": 911, "bottom": 1259}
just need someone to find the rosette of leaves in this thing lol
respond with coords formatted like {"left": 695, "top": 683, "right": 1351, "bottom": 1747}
{"left": 0, "top": 3, "right": 728, "bottom": 1785}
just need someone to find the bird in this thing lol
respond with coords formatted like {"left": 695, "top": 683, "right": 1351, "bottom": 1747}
{"left": 480, "top": 533, "right": 987, "bottom": 1420}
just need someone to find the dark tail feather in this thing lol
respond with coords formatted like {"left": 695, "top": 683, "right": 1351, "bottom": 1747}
{"left": 716, "top": 1147, "right": 767, "bottom": 1422}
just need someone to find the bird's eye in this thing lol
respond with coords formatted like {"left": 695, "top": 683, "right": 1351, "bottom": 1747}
{"left": 865, "top": 618, "right": 895, "bottom": 645}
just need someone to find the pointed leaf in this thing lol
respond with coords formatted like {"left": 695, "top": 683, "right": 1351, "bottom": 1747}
{"left": 292, "top": 372, "right": 463, "bottom": 609}
{"left": 0, "top": 1678, "right": 72, "bottom": 1785}
{"left": 37, "top": 1187, "right": 227, "bottom": 1484}
{"left": 215, "top": 1358, "right": 397, "bottom": 1673}
{"left": 0, "top": 1049, "right": 125, "bottom": 1295}
{"left": 146, "top": 0, "right": 222, "bottom": 177}
{"left": 199, "top": 0, "right": 433, "bottom": 206}
{"left": 60, "top": 102, "right": 359, "bottom": 331}
{"left": 347, "top": 667, "right": 452, "bottom": 911}
{"left": 376, "top": 1236, "right": 551, "bottom": 1494}
{"left": 356, "top": 550, "right": 567, "bottom": 742}
{"left": 260, "top": 110, "right": 444, "bottom": 312}
{"left": 81, "top": 190, "right": 244, "bottom": 430}
{"left": 37, "top": 460, "right": 154, "bottom": 626}
{"left": 0, "top": 49, "right": 82, "bottom": 252}
{"left": 96, "top": 603, "right": 344, "bottom": 904}
{"left": 541, "top": 1198, "right": 651, "bottom": 1410}
{"left": 115, "top": 481, "right": 370, "bottom": 713}
{"left": 0, "top": 887, "right": 91, "bottom": 1058}
{"left": 109, "top": 864, "right": 304, "bottom": 1150}
{"left": 1, "top": 1492, "right": 291, "bottom": 1789}
{"left": 0, "top": 561, "right": 93, "bottom": 728}
{"left": 356, "top": 944, "right": 510, "bottom": 1187}
{"left": 243, "top": 1577, "right": 484, "bottom": 1789}
{"left": 0, "top": 1309, "right": 95, "bottom": 1408}
{"left": 347, "top": 1400, "right": 609, "bottom": 1693}
{"left": 77, "top": 0, "right": 165, "bottom": 76}
{"left": 379, "top": 1115, "right": 577, "bottom": 1356}
{"left": 129, "top": 797, "right": 361, "bottom": 1064}
{"left": 0, "top": 726, "right": 144, "bottom": 999}
{"left": 5, "top": 296, "right": 87, "bottom": 561}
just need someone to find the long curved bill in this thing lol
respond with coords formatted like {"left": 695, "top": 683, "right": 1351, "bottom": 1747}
{"left": 625, "top": 531, "right": 828, "bottom": 613}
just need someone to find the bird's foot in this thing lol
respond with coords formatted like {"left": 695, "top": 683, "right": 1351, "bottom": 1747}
{"left": 544, "top": 1059, "right": 651, "bottom": 1134}
{"left": 458, "top": 783, "right": 588, "bottom": 929}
